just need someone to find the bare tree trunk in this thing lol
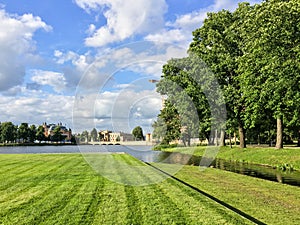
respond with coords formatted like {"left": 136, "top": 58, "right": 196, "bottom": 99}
{"left": 238, "top": 124, "right": 246, "bottom": 148}
{"left": 297, "top": 130, "right": 300, "bottom": 147}
{"left": 275, "top": 117, "right": 283, "bottom": 149}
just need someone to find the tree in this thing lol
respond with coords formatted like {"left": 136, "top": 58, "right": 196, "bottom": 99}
{"left": 81, "top": 130, "right": 89, "bottom": 143}
{"left": 51, "top": 126, "right": 64, "bottom": 142}
{"left": 189, "top": 4, "right": 254, "bottom": 148}
{"left": 18, "top": 123, "right": 29, "bottom": 143}
{"left": 0, "top": 122, "right": 17, "bottom": 143}
{"left": 29, "top": 124, "right": 36, "bottom": 143}
{"left": 132, "top": 126, "right": 144, "bottom": 141}
{"left": 237, "top": 0, "right": 300, "bottom": 149}
{"left": 36, "top": 125, "right": 46, "bottom": 143}
{"left": 152, "top": 100, "right": 181, "bottom": 145}
{"left": 90, "top": 128, "right": 98, "bottom": 142}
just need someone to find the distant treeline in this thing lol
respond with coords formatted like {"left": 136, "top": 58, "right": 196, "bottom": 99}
{"left": 0, "top": 122, "right": 75, "bottom": 144}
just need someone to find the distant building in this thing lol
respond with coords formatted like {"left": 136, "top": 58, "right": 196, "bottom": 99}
{"left": 42, "top": 122, "right": 72, "bottom": 140}
{"left": 99, "top": 130, "right": 134, "bottom": 142}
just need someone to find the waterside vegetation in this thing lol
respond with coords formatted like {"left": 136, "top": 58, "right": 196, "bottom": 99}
{"left": 160, "top": 145, "right": 300, "bottom": 170}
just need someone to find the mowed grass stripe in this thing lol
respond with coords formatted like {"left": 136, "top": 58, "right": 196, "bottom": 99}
{"left": 0, "top": 153, "right": 265, "bottom": 224}
{"left": 0, "top": 155, "right": 84, "bottom": 224}
{"left": 0, "top": 157, "right": 68, "bottom": 203}
{"left": 159, "top": 177, "right": 252, "bottom": 224}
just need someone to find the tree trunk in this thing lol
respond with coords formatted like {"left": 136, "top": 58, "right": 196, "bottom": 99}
{"left": 215, "top": 129, "right": 218, "bottom": 146}
{"left": 275, "top": 117, "right": 283, "bottom": 149}
{"left": 219, "top": 130, "right": 225, "bottom": 147}
{"left": 229, "top": 133, "right": 232, "bottom": 148}
{"left": 238, "top": 124, "right": 246, "bottom": 148}
{"left": 297, "top": 130, "right": 300, "bottom": 147}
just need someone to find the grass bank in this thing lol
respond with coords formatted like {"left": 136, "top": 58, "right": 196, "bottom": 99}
{"left": 0, "top": 153, "right": 253, "bottom": 225}
{"left": 169, "top": 164, "right": 300, "bottom": 225}
{"left": 160, "top": 146, "right": 300, "bottom": 170}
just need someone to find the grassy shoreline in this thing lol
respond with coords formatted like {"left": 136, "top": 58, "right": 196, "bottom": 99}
{"left": 160, "top": 146, "right": 300, "bottom": 170}
{"left": 0, "top": 153, "right": 299, "bottom": 224}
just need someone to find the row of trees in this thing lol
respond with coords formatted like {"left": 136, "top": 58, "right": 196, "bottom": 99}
{"left": 153, "top": 0, "right": 300, "bottom": 149}
{"left": 0, "top": 122, "right": 69, "bottom": 143}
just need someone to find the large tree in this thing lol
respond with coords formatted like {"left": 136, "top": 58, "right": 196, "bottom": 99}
{"left": 237, "top": 0, "right": 300, "bottom": 149}
{"left": 189, "top": 3, "right": 254, "bottom": 148}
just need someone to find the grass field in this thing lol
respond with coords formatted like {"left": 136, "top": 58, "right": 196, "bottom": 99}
{"left": 0, "top": 153, "right": 254, "bottom": 225}
{"left": 1, "top": 153, "right": 300, "bottom": 224}
{"left": 161, "top": 146, "right": 300, "bottom": 170}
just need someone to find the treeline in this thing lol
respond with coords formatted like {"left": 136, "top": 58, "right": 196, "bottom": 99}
{"left": 0, "top": 122, "right": 74, "bottom": 144}
{"left": 153, "top": 0, "right": 300, "bottom": 148}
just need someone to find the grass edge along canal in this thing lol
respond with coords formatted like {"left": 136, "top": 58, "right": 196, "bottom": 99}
{"left": 1, "top": 153, "right": 251, "bottom": 225}
{"left": 160, "top": 146, "right": 300, "bottom": 170}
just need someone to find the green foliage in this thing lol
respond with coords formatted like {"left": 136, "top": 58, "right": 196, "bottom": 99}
{"left": 90, "top": 128, "right": 98, "bottom": 141}
{"left": 51, "top": 126, "right": 64, "bottom": 142}
{"left": 36, "top": 125, "right": 46, "bottom": 143}
{"left": 132, "top": 126, "right": 144, "bottom": 140}
{"left": 17, "top": 123, "right": 30, "bottom": 143}
{"left": 154, "top": 0, "right": 300, "bottom": 148}
{"left": 0, "top": 122, "right": 17, "bottom": 143}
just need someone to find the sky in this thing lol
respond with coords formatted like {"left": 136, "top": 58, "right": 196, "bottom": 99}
{"left": 0, "top": 0, "right": 261, "bottom": 134}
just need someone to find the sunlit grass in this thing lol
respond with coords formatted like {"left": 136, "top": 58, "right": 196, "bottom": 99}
{"left": 162, "top": 146, "right": 300, "bottom": 170}
{"left": 0, "top": 153, "right": 252, "bottom": 225}
{"left": 173, "top": 164, "right": 300, "bottom": 225}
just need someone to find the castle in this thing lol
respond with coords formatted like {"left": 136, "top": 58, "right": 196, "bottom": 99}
{"left": 42, "top": 122, "right": 72, "bottom": 140}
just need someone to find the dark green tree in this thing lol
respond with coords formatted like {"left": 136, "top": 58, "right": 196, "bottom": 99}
{"left": 152, "top": 100, "right": 181, "bottom": 145}
{"left": 18, "top": 123, "right": 29, "bottom": 143}
{"left": 51, "top": 126, "right": 64, "bottom": 142}
{"left": 132, "top": 126, "right": 144, "bottom": 141}
{"left": 189, "top": 3, "right": 254, "bottom": 148}
{"left": 29, "top": 125, "right": 36, "bottom": 143}
{"left": 0, "top": 122, "right": 17, "bottom": 143}
{"left": 36, "top": 125, "right": 46, "bottom": 143}
{"left": 238, "top": 0, "right": 300, "bottom": 149}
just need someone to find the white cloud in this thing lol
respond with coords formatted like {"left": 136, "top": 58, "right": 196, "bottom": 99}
{"left": 73, "top": 89, "right": 162, "bottom": 133}
{"left": 0, "top": 94, "right": 74, "bottom": 127}
{"left": 0, "top": 9, "right": 51, "bottom": 92}
{"left": 75, "top": 0, "right": 167, "bottom": 47}
{"left": 31, "top": 70, "right": 66, "bottom": 93}
{"left": 145, "top": 0, "right": 262, "bottom": 48}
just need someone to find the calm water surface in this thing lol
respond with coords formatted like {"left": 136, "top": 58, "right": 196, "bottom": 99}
{"left": 1, "top": 145, "right": 299, "bottom": 187}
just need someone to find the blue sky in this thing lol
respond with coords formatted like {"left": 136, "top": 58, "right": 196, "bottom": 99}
{"left": 0, "top": 0, "right": 261, "bottom": 133}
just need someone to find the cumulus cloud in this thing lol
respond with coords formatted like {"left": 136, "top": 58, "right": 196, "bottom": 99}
{"left": 75, "top": 0, "right": 167, "bottom": 47}
{"left": 73, "top": 88, "right": 162, "bottom": 133}
{"left": 30, "top": 70, "right": 67, "bottom": 93}
{"left": 145, "top": 0, "right": 261, "bottom": 47}
{"left": 0, "top": 9, "right": 51, "bottom": 92}
{"left": 0, "top": 94, "right": 74, "bottom": 127}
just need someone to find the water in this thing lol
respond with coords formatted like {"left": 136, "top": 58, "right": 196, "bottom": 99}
{"left": 0, "top": 145, "right": 300, "bottom": 187}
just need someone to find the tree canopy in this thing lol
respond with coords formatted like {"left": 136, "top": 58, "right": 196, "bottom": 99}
{"left": 153, "top": 0, "right": 300, "bottom": 148}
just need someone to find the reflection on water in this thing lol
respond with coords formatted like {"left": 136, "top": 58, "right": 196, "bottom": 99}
{"left": 152, "top": 152, "right": 300, "bottom": 187}
{"left": 0, "top": 145, "right": 299, "bottom": 187}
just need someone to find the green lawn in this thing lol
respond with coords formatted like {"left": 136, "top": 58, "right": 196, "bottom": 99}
{"left": 172, "top": 164, "right": 300, "bottom": 225}
{"left": 0, "top": 153, "right": 253, "bottom": 225}
{"left": 161, "top": 146, "right": 300, "bottom": 170}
